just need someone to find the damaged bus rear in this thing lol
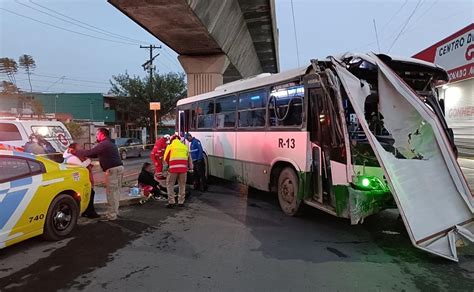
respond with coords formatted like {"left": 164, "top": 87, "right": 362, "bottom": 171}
{"left": 321, "top": 53, "right": 473, "bottom": 261}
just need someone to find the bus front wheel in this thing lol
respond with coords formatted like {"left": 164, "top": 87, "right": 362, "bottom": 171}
{"left": 277, "top": 167, "right": 301, "bottom": 216}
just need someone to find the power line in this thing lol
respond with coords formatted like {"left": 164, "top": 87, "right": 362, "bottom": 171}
{"left": 35, "top": 73, "right": 110, "bottom": 85}
{"left": 388, "top": 0, "right": 424, "bottom": 52}
{"left": 373, "top": 19, "right": 381, "bottom": 53}
{"left": 155, "top": 56, "right": 176, "bottom": 73}
{"left": 27, "top": 0, "right": 183, "bottom": 69}
{"left": 6, "top": 76, "right": 109, "bottom": 94}
{"left": 14, "top": 0, "right": 147, "bottom": 45}
{"left": 405, "top": 0, "right": 439, "bottom": 32}
{"left": 161, "top": 50, "right": 182, "bottom": 69}
{"left": 380, "top": 0, "right": 409, "bottom": 33}
{"left": 0, "top": 8, "right": 139, "bottom": 46}
{"left": 290, "top": 0, "right": 300, "bottom": 67}
{"left": 28, "top": 0, "right": 150, "bottom": 45}
{"left": 14, "top": 77, "right": 107, "bottom": 89}
{"left": 6, "top": 79, "right": 104, "bottom": 93}
{"left": 350, "top": 9, "right": 468, "bottom": 53}
{"left": 6, "top": 72, "right": 110, "bottom": 85}
{"left": 43, "top": 76, "right": 65, "bottom": 92}
{"left": 11, "top": 2, "right": 182, "bottom": 72}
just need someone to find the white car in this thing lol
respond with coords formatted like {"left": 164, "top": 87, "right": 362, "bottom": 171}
{"left": 0, "top": 119, "right": 73, "bottom": 155}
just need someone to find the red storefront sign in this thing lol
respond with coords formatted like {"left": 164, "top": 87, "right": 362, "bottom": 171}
{"left": 413, "top": 23, "right": 474, "bottom": 82}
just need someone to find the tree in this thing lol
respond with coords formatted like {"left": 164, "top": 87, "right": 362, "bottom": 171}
{"left": 31, "top": 99, "right": 44, "bottom": 118}
{"left": 19, "top": 55, "right": 36, "bottom": 92}
{"left": 109, "top": 72, "right": 186, "bottom": 128}
{"left": 65, "top": 121, "right": 84, "bottom": 139}
{"left": 0, "top": 58, "right": 18, "bottom": 85}
{"left": 0, "top": 81, "right": 20, "bottom": 94}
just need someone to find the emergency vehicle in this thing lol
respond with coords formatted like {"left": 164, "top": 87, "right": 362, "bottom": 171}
{"left": 0, "top": 119, "right": 73, "bottom": 153}
{"left": 0, "top": 144, "right": 91, "bottom": 248}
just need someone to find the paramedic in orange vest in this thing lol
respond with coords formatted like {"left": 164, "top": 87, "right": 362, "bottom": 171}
{"left": 163, "top": 135, "right": 193, "bottom": 208}
{"left": 150, "top": 134, "right": 171, "bottom": 181}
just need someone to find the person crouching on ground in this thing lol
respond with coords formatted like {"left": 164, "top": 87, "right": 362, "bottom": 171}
{"left": 163, "top": 135, "right": 193, "bottom": 208}
{"left": 75, "top": 128, "right": 123, "bottom": 221}
{"left": 63, "top": 142, "right": 100, "bottom": 218}
{"left": 138, "top": 162, "right": 167, "bottom": 200}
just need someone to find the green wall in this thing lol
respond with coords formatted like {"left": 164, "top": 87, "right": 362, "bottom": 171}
{"left": 32, "top": 93, "right": 116, "bottom": 122}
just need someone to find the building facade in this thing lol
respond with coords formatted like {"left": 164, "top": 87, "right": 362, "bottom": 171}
{"left": 413, "top": 23, "right": 474, "bottom": 158}
{"left": 31, "top": 93, "right": 116, "bottom": 123}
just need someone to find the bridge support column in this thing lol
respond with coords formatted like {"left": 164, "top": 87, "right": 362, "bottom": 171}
{"left": 178, "top": 54, "right": 230, "bottom": 97}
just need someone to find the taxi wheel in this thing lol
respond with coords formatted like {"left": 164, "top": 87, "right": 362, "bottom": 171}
{"left": 277, "top": 167, "right": 302, "bottom": 216}
{"left": 120, "top": 150, "right": 127, "bottom": 160}
{"left": 43, "top": 194, "right": 79, "bottom": 241}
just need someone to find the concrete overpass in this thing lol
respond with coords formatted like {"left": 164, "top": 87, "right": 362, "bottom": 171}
{"left": 108, "top": 0, "right": 279, "bottom": 96}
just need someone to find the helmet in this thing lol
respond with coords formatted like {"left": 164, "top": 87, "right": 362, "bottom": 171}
{"left": 169, "top": 135, "right": 180, "bottom": 142}
{"left": 164, "top": 134, "right": 171, "bottom": 140}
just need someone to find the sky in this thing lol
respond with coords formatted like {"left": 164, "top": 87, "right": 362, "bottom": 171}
{"left": 0, "top": 0, "right": 472, "bottom": 94}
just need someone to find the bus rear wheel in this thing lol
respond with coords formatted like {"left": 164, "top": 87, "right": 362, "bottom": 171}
{"left": 277, "top": 167, "right": 302, "bottom": 216}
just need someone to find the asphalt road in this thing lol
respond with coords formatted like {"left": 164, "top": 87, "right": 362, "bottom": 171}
{"left": 92, "top": 150, "right": 151, "bottom": 186}
{"left": 1, "top": 180, "right": 473, "bottom": 292}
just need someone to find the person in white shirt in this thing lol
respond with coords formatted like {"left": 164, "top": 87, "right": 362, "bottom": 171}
{"left": 63, "top": 143, "right": 99, "bottom": 218}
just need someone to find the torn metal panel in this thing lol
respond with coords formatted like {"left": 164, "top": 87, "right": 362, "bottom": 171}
{"left": 348, "top": 187, "right": 393, "bottom": 225}
{"left": 332, "top": 54, "right": 473, "bottom": 261}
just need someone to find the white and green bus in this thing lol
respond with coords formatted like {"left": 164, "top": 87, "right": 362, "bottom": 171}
{"left": 176, "top": 53, "right": 473, "bottom": 261}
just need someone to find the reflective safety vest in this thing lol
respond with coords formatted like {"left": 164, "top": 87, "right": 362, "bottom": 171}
{"left": 164, "top": 139, "right": 190, "bottom": 173}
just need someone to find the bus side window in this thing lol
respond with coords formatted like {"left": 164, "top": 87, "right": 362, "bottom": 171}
{"left": 197, "top": 100, "right": 215, "bottom": 129}
{"left": 238, "top": 89, "right": 267, "bottom": 128}
{"left": 190, "top": 104, "right": 197, "bottom": 130}
{"left": 215, "top": 95, "right": 236, "bottom": 128}
{"left": 269, "top": 85, "right": 304, "bottom": 127}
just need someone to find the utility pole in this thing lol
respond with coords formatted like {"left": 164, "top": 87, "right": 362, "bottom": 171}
{"left": 140, "top": 44, "right": 161, "bottom": 141}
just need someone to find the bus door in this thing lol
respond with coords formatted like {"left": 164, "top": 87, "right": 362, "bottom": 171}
{"left": 178, "top": 105, "right": 195, "bottom": 136}
{"left": 178, "top": 110, "right": 186, "bottom": 136}
{"left": 179, "top": 104, "right": 214, "bottom": 176}
{"left": 305, "top": 73, "right": 345, "bottom": 206}
{"left": 305, "top": 74, "right": 326, "bottom": 203}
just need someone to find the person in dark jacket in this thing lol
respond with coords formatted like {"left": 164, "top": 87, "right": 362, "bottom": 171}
{"left": 138, "top": 162, "right": 166, "bottom": 200}
{"left": 75, "top": 128, "right": 123, "bottom": 221}
{"left": 185, "top": 133, "right": 207, "bottom": 191}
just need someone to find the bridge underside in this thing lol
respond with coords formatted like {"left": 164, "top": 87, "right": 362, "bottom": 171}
{"left": 109, "top": 0, "right": 279, "bottom": 95}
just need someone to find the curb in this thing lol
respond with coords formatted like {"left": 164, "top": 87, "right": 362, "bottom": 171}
{"left": 95, "top": 197, "right": 143, "bottom": 208}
